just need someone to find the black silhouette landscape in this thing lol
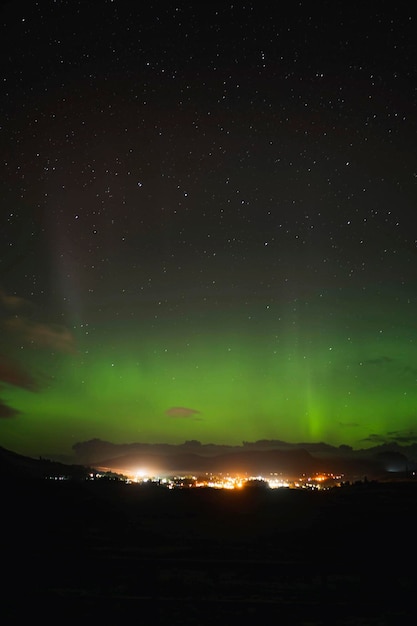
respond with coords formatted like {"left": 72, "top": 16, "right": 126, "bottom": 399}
{"left": 71, "top": 437, "right": 416, "bottom": 480}
{"left": 2, "top": 444, "right": 416, "bottom": 623}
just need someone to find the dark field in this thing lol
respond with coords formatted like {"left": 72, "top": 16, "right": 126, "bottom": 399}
{"left": 3, "top": 478, "right": 416, "bottom": 624}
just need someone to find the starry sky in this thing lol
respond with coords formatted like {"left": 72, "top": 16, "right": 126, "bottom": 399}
{"left": 1, "top": 1, "right": 417, "bottom": 459}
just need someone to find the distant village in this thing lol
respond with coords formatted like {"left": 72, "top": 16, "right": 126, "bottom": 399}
{"left": 45, "top": 466, "right": 410, "bottom": 490}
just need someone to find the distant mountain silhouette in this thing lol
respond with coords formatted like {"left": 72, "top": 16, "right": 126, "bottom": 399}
{"left": 71, "top": 437, "right": 417, "bottom": 469}
{"left": 2, "top": 437, "right": 415, "bottom": 482}
{"left": 87, "top": 439, "right": 415, "bottom": 479}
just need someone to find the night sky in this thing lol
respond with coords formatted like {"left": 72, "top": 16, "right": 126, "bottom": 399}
{"left": 1, "top": 1, "right": 417, "bottom": 459}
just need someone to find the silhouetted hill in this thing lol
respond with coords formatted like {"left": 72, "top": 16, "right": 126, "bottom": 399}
{"left": 0, "top": 446, "right": 91, "bottom": 481}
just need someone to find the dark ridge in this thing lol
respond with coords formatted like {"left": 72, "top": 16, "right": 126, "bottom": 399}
{"left": 0, "top": 445, "right": 91, "bottom": 482}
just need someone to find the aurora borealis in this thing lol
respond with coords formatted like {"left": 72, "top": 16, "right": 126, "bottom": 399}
{"left": 1, "top": 2, "right": 417, "bottom": 459}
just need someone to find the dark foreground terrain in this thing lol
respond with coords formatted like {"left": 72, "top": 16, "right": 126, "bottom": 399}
{"left": 2, "top": 477, "right": 416, "bottom": 625}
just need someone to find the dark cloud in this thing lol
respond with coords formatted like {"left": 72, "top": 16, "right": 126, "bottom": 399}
{"left": 361, "top": 356, "right": 394, "bottom": 366}
{"left": 0, "top": 399, "right": 20, "bottom": 419}
{"left": 387, "top": 429, "right": 417, "bottom": 444}
{"left": 363, "top": 429, "right": 417, "bottom": 445}
{"left": 0, "top": 355, "right": 38, "bottom": 420}
{"left": 0, "top": 289, "right": 76, "bottom": 420}
{"left": 362, "top": 433, "right": 387, "bottom": 444}
{"left": 0, "top": 355, "right": 38, "bottom": 391}
{"left": 165, "top": 407, "right": 202, "bottom": 420}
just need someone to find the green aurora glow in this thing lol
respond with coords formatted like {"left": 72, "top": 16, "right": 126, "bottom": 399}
{"left": 2, "top": 286, "right": 416, "bottom": 457}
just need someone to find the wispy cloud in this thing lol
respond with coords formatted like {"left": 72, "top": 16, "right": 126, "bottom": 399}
{"left": 1, "top": 289, "right": 76, "bottom": 354}
{"left": 4, "top": 317, "right": 76, "bottom": 353}
{"left": 0, "top": 291, "right": 29, "bottom": 312}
